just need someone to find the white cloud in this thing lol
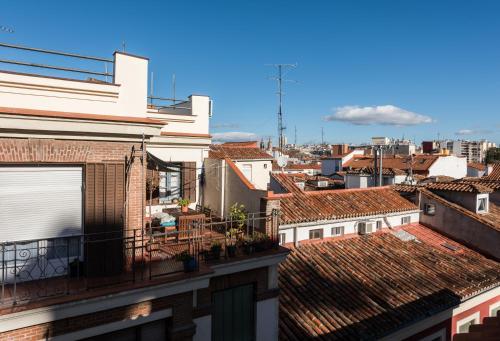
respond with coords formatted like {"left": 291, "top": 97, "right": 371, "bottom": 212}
{"left": 455, "top": 129, "right": 493, "bottom": 136}
{"left": 323, "top": 105, "right": 433, "bottom": 126}
{"left": 212, "top": 131, "right": 258, "bottom": 142}
{"left": 211, "top": 123, "right": 240, "bottom": 129}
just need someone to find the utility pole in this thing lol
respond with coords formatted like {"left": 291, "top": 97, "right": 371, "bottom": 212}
{"left": 268, "top": 63, "right": 297, "bottom": 156}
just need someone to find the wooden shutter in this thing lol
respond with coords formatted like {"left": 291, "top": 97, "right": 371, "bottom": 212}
{"left": 85, "top": 163, "right": 125, "bottom": 276}
{"left": 182, "top": 162, "right": 196, "bottom": 203}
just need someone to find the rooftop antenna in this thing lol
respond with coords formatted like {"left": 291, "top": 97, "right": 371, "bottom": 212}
{"left": 267, "top": 63, "right": 297, "bottom": 156}
{"left": 321, "top": 127, "right": 325, "bottom": 145}
{"left": 294, "top": 125, "right": 297, "bottom": 146}
{"left": 122, "top": 41, "right": 126, "bottom": 52}
{"left": 172, "top": 73, "right": 176, "bottom": 107}
{"left": 149, "top": 71, "right": 154, "bottom": 106}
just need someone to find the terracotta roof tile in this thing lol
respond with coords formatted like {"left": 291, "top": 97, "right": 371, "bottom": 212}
{"left": 279, "top": 224, "right": 500, "bottom": 340}
{"left": 344, "top": 155, "right": 440, "bottom": 171}
{"left": 272, "top": 173, "right": 418, "bottom": 224}
{"left": 426, "top": 182, "right": 493, "bottom": 194}
{"left": 285, "top": 163, "right": 321, "bottom": 170}
{"left": 347, "top": 166, "right": 406, "bottom": 176}
{"left": 468, "top": 162, "right": 486, "bottom": 171}
{"left": 486, "top": 163, "right": 500, "bottom": 180}
{"left": 209, "top": 144, "right": 273, "bottom": 160}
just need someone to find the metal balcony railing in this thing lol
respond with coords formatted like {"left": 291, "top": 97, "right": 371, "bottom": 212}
{"left": 0, "top": 211, "right": 279, "bottom": 308}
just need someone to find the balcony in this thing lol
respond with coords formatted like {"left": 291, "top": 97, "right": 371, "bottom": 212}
{"left": 0, "top": 212, "right": 281, "bottom": 313}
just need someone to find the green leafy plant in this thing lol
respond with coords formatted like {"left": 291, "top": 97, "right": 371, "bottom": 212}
{"left": 229, "top": 203, "right": 247, "bottom": 229}
{"left": 178, "top": 198, "right": 190, "bottom": 207}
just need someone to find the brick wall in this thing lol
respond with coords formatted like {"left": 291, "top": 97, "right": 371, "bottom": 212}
{"left": 0, "top": 292, "right": 193, "bottom": 341}
{"left": 0, "top": 137, "right": 145, "bottom": 230}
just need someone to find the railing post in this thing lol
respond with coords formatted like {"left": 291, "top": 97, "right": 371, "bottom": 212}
{"left": 66, "top": 237, "right": 70, "bottom": 295}
{"left": 1, "top": 243, "right": 4, "bottom": 303}
{"left": 13, "top": 242, "right": 16, "bottom": 304}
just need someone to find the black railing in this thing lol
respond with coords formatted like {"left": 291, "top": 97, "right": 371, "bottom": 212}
{"left": 0, "top": 211, "right": 279, "bottom": 307}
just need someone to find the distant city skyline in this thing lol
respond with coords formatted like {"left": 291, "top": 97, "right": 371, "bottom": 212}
{"left": 3, "top": 1, "right": 500, "bottom": 145}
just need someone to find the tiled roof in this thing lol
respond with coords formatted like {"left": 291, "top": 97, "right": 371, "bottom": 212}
{"left": 272, "top": 173, "right": 304, "bottom": 194}
{"left": 420, "top": 188, "right": 500, "bottom": 232}
{"left": 347, "top": 166, "right": 406, "bottom": 176}
{"left": 344, "top": 154, "right": 440, "bottom": 171}
{"left": 468, "top": 162, "right": 486, "bottom": 171}
{"left": 271, "top": 173, "right": 417, "bottom": 224}
{"left": 392, "top": 184, "right": 419, "bottom": 193}
{"left": 459, "top": 178, "right": 500, "bottom": 190}
{"left": 426, "top": 181, "right": 494, "bottom": 194}
{"left": 219, "top": 141, "right": 258, "bottom": 148}
{"left": 420, "top": 175, "right": 456, "bottom": 183}
{"left": 209, "top": 144, "right": 273, "bottom": 160}
{"left": 279, "top": 224, "right": 500, "bottom": 340}
{"left": 485, "top": 163, "right": 500, "bottom": 180}
{"left": 285, "top": 163, "right": 321, "bottom": 170}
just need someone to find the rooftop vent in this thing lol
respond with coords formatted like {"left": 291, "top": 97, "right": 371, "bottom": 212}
{"left": 441, "top": 243, "right": 459, "bottom": 252}
{"left": 392, "top": 230, "right": 418, "bottom": 242}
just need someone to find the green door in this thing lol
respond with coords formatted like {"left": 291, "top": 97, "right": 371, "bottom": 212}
{"left": 212, "top": 284, "right": 255, "bottom": 341}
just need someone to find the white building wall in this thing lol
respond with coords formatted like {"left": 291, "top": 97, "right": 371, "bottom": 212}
{"left": 256, "top": 297, "right": 279, "bottom": 341}
{"left": 234, "top": 160, "right": 271, "bottom": 190}
{"left": 428, "top": 156, "right": 467, "bottom": 179}
{"left": 193, "top": 315, "right": 211, "bottom": 341}
{"left": 279, "top": 212, "right": 420, "bottom": 245}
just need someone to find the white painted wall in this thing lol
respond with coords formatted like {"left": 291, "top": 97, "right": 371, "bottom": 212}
{"left": 321, "top": 159, "right": 342, "bottom": 176}
{"left": 256, "top": 297, "right": 279, "bottom": 341}
{"left": 428, "top": 156, "right": 467, "bottom": 178}
{"left": 193, "top": 315, "right": 211, "bottom": 341}
{"left": 234, "top": 160, "right": 271, "bottom": 190}
{"left": 279, "top": 211, "right": 420, "bottom": 245}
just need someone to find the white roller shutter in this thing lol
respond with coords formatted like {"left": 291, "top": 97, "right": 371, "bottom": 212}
{"left": 0, "top": 166, "right": 83, "bottom": 242}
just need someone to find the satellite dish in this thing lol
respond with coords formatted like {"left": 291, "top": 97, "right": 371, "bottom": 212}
{"left": 277, "top": 156, "right": 287, "bottom": 168}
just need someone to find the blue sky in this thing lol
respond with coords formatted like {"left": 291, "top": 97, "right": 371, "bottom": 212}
{"left": 2, "top": 0, "right": 500, "bottom": 145}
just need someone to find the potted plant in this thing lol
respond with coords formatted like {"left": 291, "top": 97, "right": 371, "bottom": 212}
{"left": 240, "top": 235, "right": 255, "bottom": 255}
{"left": 253, "top": 232, "right": 272, "bottom": 252}
{"left": 210, "top": 241, "right": 222, "bottom": 260}
{"left": 226, "top": 228, "right": 238, "bottom": 257}
{"left": 176, "top": 251, "right": 197, "bottom": 272}
{"left": 178, "top": 198, "right": 190, "bottom": 213}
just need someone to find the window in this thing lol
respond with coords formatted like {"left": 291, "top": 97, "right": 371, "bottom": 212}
{"left": 424, "top": 203, "right": 436, "bottom": 216}
{"left": 279, "top": 233, "right": 286, "bottom": 245}
{"left": 264, "top": 163, "right": 268, "bottom": 169}
{"left": 457, "top": 312, "right": 479, "bottom": 334}
{"left": 477, "top": 197, "right": 488, "bottom": 213}
{"left": 212, "top": 284, "right": 255, "bottom": 341}
{"left": 376, "top": 221, "right": 382, "bottom": 230}
{"left": 159, "top": 164, "right": 182, "bottom": 203}
{"left": 490, "top": 302, "right": 500, "bottom": 317}
{"left": 401, "top": 216, "right": 411, "bottom": 225}
{"left": 309, "top": 229, "right": 323, "bottom": 240}
{"left": 358, "top": 222, "right": 374, "bottom": 234}
{"left": 331, "top": 226, "right": 344, "bottom": 237}
{"left": 242, "top": 164, "right": 253, "bottom": 182}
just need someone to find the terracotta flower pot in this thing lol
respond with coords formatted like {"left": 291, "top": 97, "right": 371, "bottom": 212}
{"left": 181, "top": 205, "right": 189, "bottom": 213}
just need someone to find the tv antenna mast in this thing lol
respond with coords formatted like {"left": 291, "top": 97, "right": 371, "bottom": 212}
{"left": 294, "top": 125, "right": 297, "bottom": 146}
{"left": 321, "top": 127, "right": 325, "bottom": 145}
{"left": 268, "top": 63, "right": 297, "bottom": 156}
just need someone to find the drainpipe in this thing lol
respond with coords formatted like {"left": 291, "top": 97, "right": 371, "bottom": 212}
{"left": 379, "top": 148, "right": 383, "bottom": 187}
{"left": 220, "top": 159, "right": 226, "bottom": 217}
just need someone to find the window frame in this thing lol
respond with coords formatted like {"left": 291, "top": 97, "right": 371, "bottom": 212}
{"left": 490, "top": 301, "right": 500, "bottom": 317}
{"left": 279, "top": 233, "right": 286, "bottom": 245}
{"left": 158, "top": 163, "right": 183, "bottom": 204}
{"left": 401, "top": 216, "right": 411, "bottom": 225}
{"left": 376, "top": 221, "right": 382, "bottom": 230}
{"left": 424, "top": 203, "right": 436, "bottom": 216}
{"left": 358, "top": 222, "right": 374, "bottom": 234}
{"left": 309, "top": 229, "right": 323, "bottom": 240}
{"left": 477, "top": 196, "right": 488, "bottom": 213}
{"left": 331, "top": 226, "right": 344, "bottom": 237}
{"left": 456, "top": 311, "right": 480, "bottom": 334}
